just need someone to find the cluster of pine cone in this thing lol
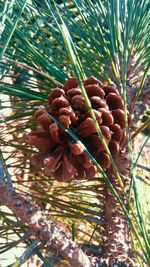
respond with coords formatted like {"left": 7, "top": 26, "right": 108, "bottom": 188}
{"left": 27, "top": 76, "right": 127, "bottom": 182}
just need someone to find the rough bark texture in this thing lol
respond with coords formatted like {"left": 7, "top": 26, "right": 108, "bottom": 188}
{"left": 99, "top": 145, "right": 135, "bottom": 266}
{"left": 0, "top": 182, "right": 92, "bottom": 267}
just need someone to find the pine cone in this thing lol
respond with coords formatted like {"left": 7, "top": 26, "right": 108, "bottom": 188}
{"left": 27, "top": 76, "right": 128, "bottom": 182}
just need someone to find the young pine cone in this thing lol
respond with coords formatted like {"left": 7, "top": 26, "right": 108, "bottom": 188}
{"left": 27, "top": 76, "right": 128, "bottom": 182}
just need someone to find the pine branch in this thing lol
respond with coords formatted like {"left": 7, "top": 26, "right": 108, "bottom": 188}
{"left": 0, "top": 181, "right": 92, "bottom": 267}
{"left": 99, "top": 145, "right": 135, "bottom": 266}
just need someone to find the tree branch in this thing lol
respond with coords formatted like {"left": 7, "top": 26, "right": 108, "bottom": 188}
{"left": 0, "top": 182, "right": 92, "bottom": 267}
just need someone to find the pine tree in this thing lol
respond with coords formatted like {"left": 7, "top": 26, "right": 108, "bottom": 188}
{"left": 0, "top": 1, "right": 149, "bottom": 266}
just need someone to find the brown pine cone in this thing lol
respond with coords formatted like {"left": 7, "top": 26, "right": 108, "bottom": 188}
{"left": 27, "top": 76, "right": 128, "bottom": 182}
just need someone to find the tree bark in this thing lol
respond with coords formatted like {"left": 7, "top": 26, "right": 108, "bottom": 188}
{"left": 0, "top": 182, "right": 92, "bottom": 267}
{"left": 100, "top": 146, "right": 136, "bottom": 266}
